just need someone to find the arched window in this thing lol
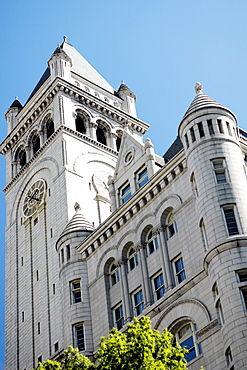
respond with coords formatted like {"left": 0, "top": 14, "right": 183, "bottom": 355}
{"left": 16, "top": 147, "right": 26, "bottom": 170}
{"left": 191, "top": 173, "right": 198, "bottom": 197}
{"left": 110, "top": 262, "right": 120, "bottom": 286}
{"left": 96, "top": 126, "right": 107, "bottom": 145}
{"left": 127, "top": 247, "right": 138, "bottom": 272}
{"left": 75, "top": 115, "right": 86, "bottom": 134}
{"left": 31, "top": 134, "right": 40, "bottom": 155}
{"left": 174, "top": 321, "right": 202, "bottom": 363}
{"left": 46, "top": 119, "right": 54, "bottom": 139}
{"left": 200, "top": 218, "right": 208, "bottom": 250}
{"left": 166, "top": 211, "right": 177, "bottom": 239}
{"left": 146, "top": 230, "right": 159, "bottom": 255}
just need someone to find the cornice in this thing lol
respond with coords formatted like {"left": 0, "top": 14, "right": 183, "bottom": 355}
{"left": 0, "top": 77, "right": 149, "bottom": 155}
{"left": 77, "top": 151, "right": 187, "bottom": 258}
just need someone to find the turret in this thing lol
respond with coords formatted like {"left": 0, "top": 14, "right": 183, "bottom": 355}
{"left": 117, "top": 81, "right": 137, "bottom": 117}
{"left": 48, "top": 36, "right": 72, "bottom": 82}
{"left": 56, "top": 203, "right": 94, "bottom": 355}
{"left": 179, "top": 83, "right": 247, "bottom": 369}
{"left": 179, "top": 82, "right": 247, "bottom": 248}
{"left": 5, "top": 97, "right": 22, "bottom": 133}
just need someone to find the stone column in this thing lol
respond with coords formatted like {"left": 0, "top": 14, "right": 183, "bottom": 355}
{"left": 105, "top": 132, "right": 111, "bottom": 148}
{"left": 118, "top": 258, "right": 132, "bottom": 322}
{"left": 26, "top": 145, "right": 31, "bottom": 162}
{"left": 90, "top": 120, "right": 97, "bottom": 141}
{"left": 159, "top": 227, "right": 173, "bottom": 290}
{"left": 12, "top": 161, "right": 18, "bottom": 177}
{"left": 137, "top": 243, "right": 152, "bottom": 307}
{"left": 40, "top": 129, "right": 45, "bottom": 146}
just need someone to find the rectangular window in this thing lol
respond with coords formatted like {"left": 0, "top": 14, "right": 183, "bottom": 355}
{"left": 152, "top": 273, "right": 165, "bottom": 301}
{"left": 207, "top": 119, "right": 214, "bottom": 135}
{"left": 38, "top": 322, "right": 41, "bottom": 335}
{"left": 136, "top": 167, "right": 148, "bottom": 189}
{"left": 73, "top": 323, "right": 85, "bottom": 351}
{"left": 54, "top": 342, "right": 59, "bottom": 352}
{"left": 217, "top": 119, "right": 224, "bottom": 134}
{"left": 120, "top": 182, "right": 132, "bottom": 204}
{"left": 173, "top": 255, "right": 186, "bottom": 284}
{"left": 211, "top": 158, "right": 227, "bottom": 184}
{"left": 38, "top": 356, "right": 42, "bottom": 364}
{"left": 237, "top": 269, "right": 247, "bottom": 282}
{"left": 190, "top": 127, "right": 196, "bottom": 142}
{"left": 222, "top": 205, "right": 239, "bottom": 236}
{"left": 22, "top": 311, "right": 25, "bottom": 322}
{"left": 113, "top": 304, "right": 124, "bottom": 330}
{"left": 184, "top": 133, "right": 189, "bottom": 148}
{"left": 61, "top": 249, "right": 64, "bottom": 263}
{"left": 226, "top": 122, "right": 232, "bottom": 136}
{"left": 197, "top": 122, "right": 205, "bottom": 138}
{"left": 133, "top": 289, "right": 144, "bottom": 316}
{"left": 53, "top": 283, "right": 56, "bottom": 295}
{"left": 240, "top": 288, "right": 247, "bottom": 310}
{"left": 71, "top": 279, "right": 82, "bottom": 304}
{"left": 66, "top": 245, "right": 71, "bottom": 261}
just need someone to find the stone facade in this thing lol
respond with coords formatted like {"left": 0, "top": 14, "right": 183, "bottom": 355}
{"left": 1, "top": 40, "right": 247, "bottom": 370}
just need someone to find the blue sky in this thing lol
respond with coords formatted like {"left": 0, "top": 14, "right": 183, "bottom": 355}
{"left": 1, "top": 0, "right": 247, "bottom": 367}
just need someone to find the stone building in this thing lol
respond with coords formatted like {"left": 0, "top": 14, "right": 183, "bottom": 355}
{"left": 1, "top": 38, "right": 247, "bottom": 370}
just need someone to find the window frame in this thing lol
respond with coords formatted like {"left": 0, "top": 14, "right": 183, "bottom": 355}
{"left": 174, "top": 321, "right": 202, "bottom": 363}
{"left": 113, "top": 303, "right": 124, "bottom": 330}
{"left": 146, "top": 230, "right": 159, "bottom": 255}
{"left": 70, "top": 279, "right": 82, "bottom": 304}
{"left": 152, "top": 272, "right": 165, "bottom": 301}
{"left": 73, "top": 323, "right": 85, "bottom": 352}
{"left": 221, "top": 205, "right": 240, "bottom": 236}
{"left": 211, "top": 158, "right": 228, "bottom": 184}
{"left": 135, "top": 166, "right": 149, "bottom": 189}
{"left": 127, "top": 247, "right": 139, "bottom": 272}
{"left": 166, "top": 211, "right": 178, "bottom": 239}
{"left": 110, "top": 262, "right": 120, "bottom": 286}
{"left": 132, "top": 288, "right": 144, "bottom": 316}
{"left": 119, "top": 182, "right": 132, "bottom": 204}
{"left": 172, "top": 255, "right": 186, "bottom": 285}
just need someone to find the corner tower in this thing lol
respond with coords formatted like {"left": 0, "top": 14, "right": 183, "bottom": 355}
{"left": 179, "top": 83, "right": 247, "bottom": 369}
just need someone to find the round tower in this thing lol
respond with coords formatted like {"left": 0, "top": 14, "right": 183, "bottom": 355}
{"left": 56, "top": 203, "right": 94, "bottom": 356}
{"left": 48, "top": 37, "right": 72, "bottom": 82}
{"left": 179, "top": 83, "right": 247, "bottom": 369}
{"left": 5, "top": 97, "right": 23, "bottom": 133}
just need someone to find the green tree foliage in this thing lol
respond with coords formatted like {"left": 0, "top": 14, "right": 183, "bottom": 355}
{"left": 33, "top": 317, "right": 187, "bottom": 370}
{"left": 96, "top": 316, "right": 187, "bottom": 370}
{"left": 33, "top": 347, "right": 95, "bottom": 370}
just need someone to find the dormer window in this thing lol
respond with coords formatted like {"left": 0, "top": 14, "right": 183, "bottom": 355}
{"left": 119, "top": 182, "right": 131, "bottom": 204}
{"left": 136, "top": 167, "right": 148, "bottom": 189}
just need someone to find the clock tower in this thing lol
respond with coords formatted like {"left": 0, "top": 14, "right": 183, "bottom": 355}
{"left": 1, "top": 38, "right": 148, "bottom": 369}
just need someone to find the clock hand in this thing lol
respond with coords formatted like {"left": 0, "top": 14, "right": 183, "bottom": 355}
{"left": 27, "top": 195, "right": 40, "bottom": 202}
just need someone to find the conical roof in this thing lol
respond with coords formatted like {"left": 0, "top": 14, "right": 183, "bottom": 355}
{"left": 117, "top": 81, "right": 136, "bottom": 100}
{"left": 61, "top": 213, "right": 94, "bottom": 237}
{"left": 182, "top": 83, "right": 236, "bottom": 121}
{"left": 8, "top": 98, "right": 23, "bottom": 110}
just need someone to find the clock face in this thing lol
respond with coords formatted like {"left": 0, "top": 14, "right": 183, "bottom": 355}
{"left": 23, "top": 179, "right": 46, "bottom": 217}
